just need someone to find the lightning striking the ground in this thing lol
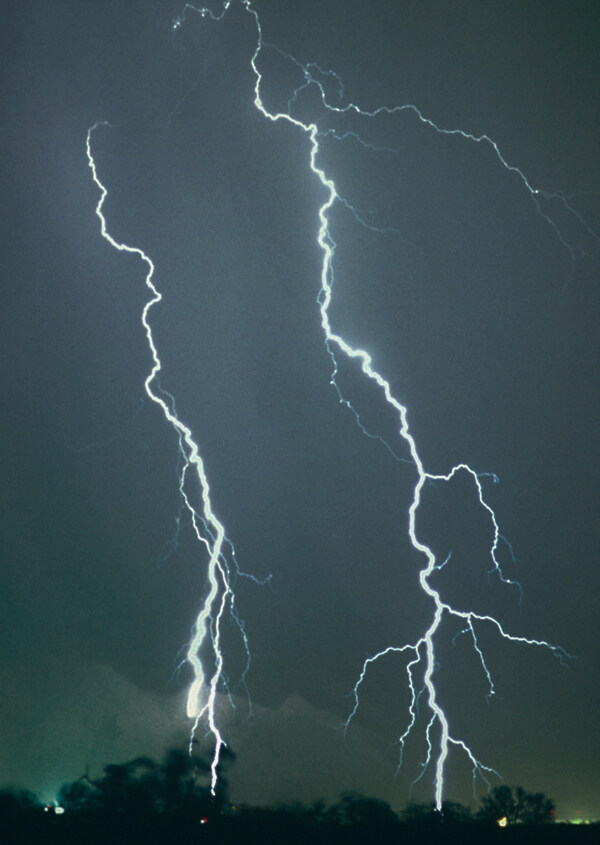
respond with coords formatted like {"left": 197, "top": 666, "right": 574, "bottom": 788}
{"left": 86, "top": 123, "right": 248, "bottom": 793}
{"left": 86, "top": 0, "right": 590, "bottom": 810}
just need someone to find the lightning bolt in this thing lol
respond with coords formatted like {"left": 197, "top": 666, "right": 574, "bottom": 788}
{"left": 87, "top": 0, "right": 589, "bottom": 808}
{"left": 86, "top": 123, "right": 249, "bottom": 793}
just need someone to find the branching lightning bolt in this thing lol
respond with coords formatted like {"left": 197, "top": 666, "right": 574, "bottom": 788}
{"left": 86, "top": 124, "right": 249, "bottom": 794}
{"left": 88, "top": 0, "right": 590, "bottom": 808}
{"left": 231, "top": 1, "right": 575, "bottom": 809}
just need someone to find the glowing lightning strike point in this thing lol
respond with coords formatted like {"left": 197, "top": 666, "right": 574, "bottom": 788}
{"left": 86, "top": 122, "right": 241, "bottom": 794}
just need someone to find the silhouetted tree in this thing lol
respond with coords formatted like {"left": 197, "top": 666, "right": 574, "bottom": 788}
{"left": 328, "top": 791, "right": 401, "bottom": 830}
{"left": 401, "top": 800, "right": 439, "bottom": 824}
{"left": 513, "top": 785, "right": 556, "bottom": 824}
{"left": 440, "top": 800, "right": 474, "bottom": 824}
{"left": 401, "top": 799, "right": 472, "bottom": 826}
{"left": 477, "top": 784, "right": 555, "bottom": 825}
{"left": 57, "top": 777, "right": 98, "bottom": 813}
{"left": 54, "top": 743, "right": 232, "bottom": 843}
{"left": 160, "top": 748, "right": 207, "bottom": 812}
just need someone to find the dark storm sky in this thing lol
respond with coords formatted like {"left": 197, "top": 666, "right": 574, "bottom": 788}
{"left": 1, "top": 0, "right": 598, "bottom": 819}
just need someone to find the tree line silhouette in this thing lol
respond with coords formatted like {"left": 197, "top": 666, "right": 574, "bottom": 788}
{"left": 0, "top": 747, "right": 597, "bottom": 844}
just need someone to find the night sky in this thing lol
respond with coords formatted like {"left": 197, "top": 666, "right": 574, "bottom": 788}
{"left": 2, "top": 0, "right": 599, "bottom": 821}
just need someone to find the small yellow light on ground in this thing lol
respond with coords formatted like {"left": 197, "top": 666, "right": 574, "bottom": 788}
{"left": 497, "top": 816, "right": 508, "bottom": 827}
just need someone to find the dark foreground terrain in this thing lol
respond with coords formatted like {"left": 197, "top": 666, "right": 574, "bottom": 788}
{"left": 1, "top": 750, "right": 597, "bottom": 844}
{"left": 2, "top": 809, "right": 599, "bottom": 845}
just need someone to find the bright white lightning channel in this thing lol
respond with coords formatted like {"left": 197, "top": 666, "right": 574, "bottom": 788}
{"left": 180, "top": 1, "right": 575, "bottom": 810}
{"left": 86, "top": 124, "right": 248, "bottom": 794}
{"left": 92, "top": 0, "right": 586, "bottom": 808}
